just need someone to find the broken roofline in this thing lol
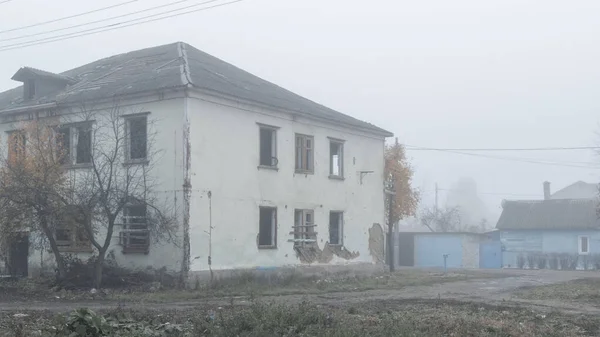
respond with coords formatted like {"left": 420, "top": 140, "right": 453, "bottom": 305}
{"left": 0, "top": 85, "right": 394, "bottom": 138}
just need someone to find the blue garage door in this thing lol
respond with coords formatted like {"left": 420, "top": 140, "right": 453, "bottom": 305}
{"left": 480, "top": 240, "right": 502, "bottom": 269}
{"left": 415, "top": 235, "right": 463, "bottom": 268}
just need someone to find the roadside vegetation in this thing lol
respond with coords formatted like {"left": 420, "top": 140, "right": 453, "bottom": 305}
{"left": 514, "top": 278, "right": 600, "bottom": 304}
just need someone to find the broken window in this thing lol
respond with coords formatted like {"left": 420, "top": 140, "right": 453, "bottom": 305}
{"left": 329, "top": 211, "right": 343, "bottom": 245}
{"left": 7, "top": 131, "right": 26, "bottom": 164}
{"left": 120, "top": 204, "right": 150, "bottom": 253}
{"left": 56, "top": 127, "right": 71, "bottom": 165}
{"left": 329, "top": 139, "right": 344, "bottom": 177}
{"left": 127, "top": 116, "right": 147, "bottom": 161}
{"left": 54, "top": 207, "right": 91, "bottom": 252}
{"left": 579, "top": 236, "right": 589, "bottom": 255}
{"left": 259, "top": 125, "right": 277, "bottom": 167}
{"left": 75, "top": 126, "right": 92, "bottom": 164}
{"left": 295, "top": 134, "right": 314, "bottom": 173}
{"left": 293, "top": 209, "right": 316, "bottom": 247}
{"left": 258, "top": 207, "right": 277, "bottom": 248}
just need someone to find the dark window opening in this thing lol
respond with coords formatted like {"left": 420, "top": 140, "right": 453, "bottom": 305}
{"left": 75, "top": 126, "right": 91, "bottom": 164}
{"left": 120, "top": 204, "right": 149, "bottom": 253}
{"left": 329, "top": 141, "right": 344, "bottom": 177}
{"left": 25, "top": 80, "right": 35, "bottom": 100}
{"left": 295, "top": 134, "right": 314, "bottom": 173}
{"left": 259, "top": 127, "right": 277, "bottom": 167}
{"left": 57, "top": 127, "right": 71, "bottom": 165}
{"left": 329, "top": 211, "right": 343, "bottom": 245}
{"left": 128, "top": 117, "right": 147, "bottom": 160}
{"left": 258, "top": 207, "right": 277, "bottom": 248}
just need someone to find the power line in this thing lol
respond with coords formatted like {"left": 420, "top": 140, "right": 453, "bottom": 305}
{"left": 0, "top": 0, "right": 211, "bottom": 43}
{"left": 406, "top": 145, "right": 600, "bottom": 169}
{"left": 0, "top": 0, "right": 245, "bottom": 52}
{"left": 0, "top": 0, "right": 139, "bottom": 34}
{"left": 406, "top": 146, "right": 600, "bottom": 152}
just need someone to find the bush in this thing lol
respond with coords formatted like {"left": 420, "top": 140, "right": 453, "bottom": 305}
{"left": 558, "top": 254, "right": 578, "bottom": 270}
{"left": 548, "top": 253, "right": 559, "bottom": 270}
{"left": 517, "top": 254, "right": 526, "bottom": 269}
{"left": 581, "top": 255, "right": 591, "bottom": 270}
{"left": 535, "top": 254, "right": 548, "bottom": 269}
{"left": 592, "top": 254, "right": 600, "bottom": 270}
{"left": 526, "top": 254, "right": 536, "bottom": 269}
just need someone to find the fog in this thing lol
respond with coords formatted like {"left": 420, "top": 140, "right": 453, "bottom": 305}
{"left": 1, "top": 0, "right": 599, "bottom": 225}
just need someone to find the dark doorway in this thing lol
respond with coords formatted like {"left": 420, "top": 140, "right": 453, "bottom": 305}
{"left": 8, "top": 233, "right": 28, "bottom": 277}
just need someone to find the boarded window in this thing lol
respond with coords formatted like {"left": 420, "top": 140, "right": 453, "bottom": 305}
{"left": 294, "top": 209, "right": 316, "bottom": 247}
{"left": 295, "top": 134, "right": 314, "bottom": 173}
{"left": 329, "top": 211, "right": 343, "bottom": 245}
{"left": 54, "top": 207, "right": 91, "bottom": 252}
{"left": 258, "top": 207, "right": 277, "bottom": 248}
{"left": 8, "top": 131, "right": 26, "bottom": 163}
{"left": 329, "top": 140, "right": 344, "bottom": 177}
{"left": 127, "top": 116, "right": 147, "bottom": 161}
{"left": 120, "top": 204, "right": 150, "bottom": 253}
{"left": 259, "top": 126, "right": 277, "bottom": 167}
{"left": 75, "top": 126, "right": 92, "bottom": 164}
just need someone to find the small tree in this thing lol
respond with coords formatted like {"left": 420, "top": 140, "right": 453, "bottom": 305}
{"left": 420, "top": 206, "right": 461, "bottom": 232}
{"left": 384, "top": 138, "right": 419, "bottom": 269}
{"left": 0, "top": 119, "right": 70, "bottom": 279}
{"left": 68, "top": 103, "right": 178, "bottom": 288}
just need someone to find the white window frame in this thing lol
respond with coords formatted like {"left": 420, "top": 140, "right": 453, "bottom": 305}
{"left": 257, "top": 123, "right": 279, "bottom": 169}
{"left": 56, "top": 123, "right": 93, "bottom": 166}
{"left": 295, "top": 134, "right": 314, "bottom": 174}
{"left": 579, "top": 235, "right": 590, "bottom": 255}
{"left": 328, "top": 138, "right": 344, "bottom": 179}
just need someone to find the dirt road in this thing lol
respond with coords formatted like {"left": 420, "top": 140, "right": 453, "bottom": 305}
{"left": 1, "top": 269, "right": 598, "bottom": 313}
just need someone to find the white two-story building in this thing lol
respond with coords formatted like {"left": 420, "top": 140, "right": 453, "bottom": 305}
{"left": 0, "top": 42, "right": 392, "bottom": 279}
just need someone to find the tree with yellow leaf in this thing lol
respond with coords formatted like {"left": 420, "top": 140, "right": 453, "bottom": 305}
{"left": 384, "top": 138, "right": 419, "bottom": 270}
{"left": 0, "top": 119, "right": 71, "bottom": 280}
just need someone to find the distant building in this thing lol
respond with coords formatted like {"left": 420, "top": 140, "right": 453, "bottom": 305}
{"left": 496, "top": 181, "right": 599, "bottom": 268}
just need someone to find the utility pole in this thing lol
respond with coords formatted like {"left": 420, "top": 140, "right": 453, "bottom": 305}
{"left": 385, "top": 181, "right": 396, "bottom": 272}
{"left": 435, "top": 183, "right": 439, "bottom": 214}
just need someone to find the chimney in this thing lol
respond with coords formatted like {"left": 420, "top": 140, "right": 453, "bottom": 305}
{"left": 543, "top": 181, "right": 551, "bottom": 200}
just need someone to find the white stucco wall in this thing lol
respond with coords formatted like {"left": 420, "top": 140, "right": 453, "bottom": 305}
{"left": 461, "top": 234, "right": 481, "bottom": 268}
{"left": 0, "top": 93, "right": 186, "bottom": 276}
{"left": 187, "top": 92, "right": 387, "bottom": 271}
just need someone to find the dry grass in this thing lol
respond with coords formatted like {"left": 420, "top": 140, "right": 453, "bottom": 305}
{"left": 1, "top": 299, "right": 599, "bottom": 336}
{"left": 514, "top": 278, "right": 600, "bottom": 304}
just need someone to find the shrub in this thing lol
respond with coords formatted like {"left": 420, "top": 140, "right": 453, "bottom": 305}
{"left": 526, "top": 254, "right": 536, "bottom": 269}
{"left": 535, "top": 254, "right": 548, "bottom": 269}
{"left": 592, "top": 254, "right": 600, "bottom": 270}
{"left": 558, "top": 253, "right": 578, "bottom": 270}
{"left": 581, "top": 255, "right": 591, "bottom": 270}
{"left": 548, "top": 253, "right": 559, "bottom": 270}
{"left": 517, "top": 254, "right": 526, "bottom": 269}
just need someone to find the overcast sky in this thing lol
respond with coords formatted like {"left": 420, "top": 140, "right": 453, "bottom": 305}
{"left": 1, "top": 0, "right": 599, "bottom": 222}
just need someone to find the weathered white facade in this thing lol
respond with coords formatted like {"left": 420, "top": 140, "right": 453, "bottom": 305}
{"left": 0, "top": 42, "right": 390, "bottom": 278}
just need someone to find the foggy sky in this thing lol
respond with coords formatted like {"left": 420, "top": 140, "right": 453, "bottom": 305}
{"left": 1, "top": 0, "right": 599, "bottom": 222}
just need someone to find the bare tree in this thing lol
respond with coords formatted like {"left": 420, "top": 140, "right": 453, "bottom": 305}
{"left": 0, "top": 119, "right": 71, "bottom": 280}
{"left": 420, "top": 206, "right": 462, "bottom": 232}
{"left": 67, "top": 103, "right": 178, "bottom": 288}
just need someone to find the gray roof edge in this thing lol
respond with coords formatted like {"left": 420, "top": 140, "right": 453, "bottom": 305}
{"left": 177, "top": 42, "right": 193, "bottom": 87}
{"left": 188, "top": 86, "right": 393, "bottom": 137}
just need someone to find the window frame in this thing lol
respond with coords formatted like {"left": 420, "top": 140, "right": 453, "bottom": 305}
{"left": 55, "top": 122, "right": 94, "bottom": 167}
{"left": 293, "top": 209, "right": 317, "bottom": 247}
{"left": 579, "top": 235, "right": 590, "bottom": 255}
{"left": 258, "top": 206, "right": 277, "bottom": 249}
{"left": 257, "top": 123, "right": 279, "bottom": 170}
{"left": 7, "top": 130, "right": 26, "bottom": 164}
{"left": 54, "top": 207, "right": 92, "bottom": 253}
{"left": 329, "top": 211, "right": 344, "bottom": 246}
{"left": 328, "top": 137, "right": 345, "bottom": 179}
{"left": 125, "top": 114, "right": 148, "bottom": 163}
{"left": 119, "top": 203, "right": 150, "bottom": 254}
{"left": 295, "top": 134, "right": 314, "bottom": 174}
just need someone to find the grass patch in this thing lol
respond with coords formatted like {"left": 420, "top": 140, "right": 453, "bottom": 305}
{"left": 514, "top": 278, "right": 600, "bottom": 304}
{"left": 1, "top": 299, "right": 599, "bottom": 336}
{"left": 113, "top": 269, "right": 506, "bottom": 303}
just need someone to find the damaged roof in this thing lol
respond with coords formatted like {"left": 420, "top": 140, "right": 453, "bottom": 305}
{"left": 495, "top": 199, "right": 600, "bottom": 230}
{"left": 0, "top": 42, "right": 392, "bottom": 136}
